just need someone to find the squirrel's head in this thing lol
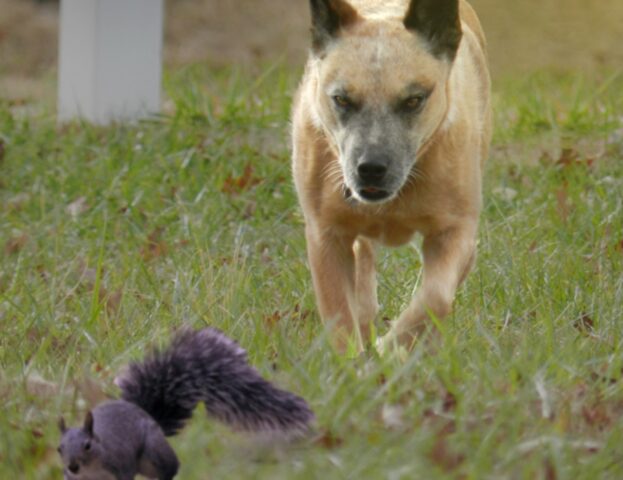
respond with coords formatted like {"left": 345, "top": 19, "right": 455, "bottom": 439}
{"left": 57, "top": 411, "right": 104, "bottom": 478}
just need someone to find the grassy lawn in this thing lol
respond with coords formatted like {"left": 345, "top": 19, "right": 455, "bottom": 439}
{"left": 1, "top": 65, "right": 622, "bottom": 479}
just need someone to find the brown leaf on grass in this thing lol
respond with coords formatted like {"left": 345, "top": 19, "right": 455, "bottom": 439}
{"left": 581, "top": 403, "right": 612, "bottom": 430}
{"left": 556, "top": 148, "right": 597, "bottom": 169}
{"left": 429, "top": 422, "right": 464, "bottom": 472}
{"left": 0, "top": 139, "right": 5, "bottom": 165}
{"left": 36, "top": 264, "right": 50, "bottom": 281}
{"left": 615, "top": 238, "right": 623, "bottom": 254}
{"left": 315, "top": 429, "right": 344, "bottom": 449}
{"left": 556, "top": 148, "right": 580, "bottom": 168}
{"left": 442, "top": 390, "right": 457, "bottom": 412}
{"left": 263, "top": 310, "right": 283, "bottom": 329}
{"left": 292, "top": 303, "right": 311, "bottom": 321}
{"left": 555, "top": 187, "right": 571, "bottom": 223}
{"left": 221, "top": 164, "right": 262, "bottom": 195}
{"left": 263, "top": 304, "right": 311, "bottom": 329}
{"left": 4, "top": 233, "right": 28, "bottom": 255}
{"left": 544, "top": 458, "right": 558, "bottom": 480}
{"left": 141, "top": 227, "right": 168, "bottom": 261}
{"left": 528, "top": 240, "right": 538, "bottom": 253}
{"left": 573, "top": 313, "right": 595, "bottom": 337}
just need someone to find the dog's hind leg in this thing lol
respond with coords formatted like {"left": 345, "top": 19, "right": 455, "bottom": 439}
{"left": 377, "top": 221, "right": 478, "bottom": 353}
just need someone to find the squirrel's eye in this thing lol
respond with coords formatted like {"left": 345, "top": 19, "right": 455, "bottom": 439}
{"left": 332, "top": 95, "right": 352, "bottom": 109}
{"left": 83, "top": 440, "right": 91, "bottom": 451}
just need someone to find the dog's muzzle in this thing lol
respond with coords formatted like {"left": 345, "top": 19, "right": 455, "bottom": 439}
{"left": 354, "top": 153, "right": 392, "bottom": 202}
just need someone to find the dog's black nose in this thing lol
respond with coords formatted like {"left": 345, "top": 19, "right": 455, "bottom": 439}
{"left": 357, "top": 155, "right": 388, "bottom": 183}
{"left": 68, "top": 463, "right": 80, "bottom": 474}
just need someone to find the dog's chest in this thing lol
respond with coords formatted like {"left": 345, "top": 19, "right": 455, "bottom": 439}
{"left": 333, "top": 208, "right": 418, "bottom": 246}
{"left": 361, "top": 218, "right": 416, "bottom": 246}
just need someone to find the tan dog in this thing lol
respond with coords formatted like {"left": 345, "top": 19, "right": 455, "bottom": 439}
{"left": 291, "top": 0, "right": 491, "bottom": 353}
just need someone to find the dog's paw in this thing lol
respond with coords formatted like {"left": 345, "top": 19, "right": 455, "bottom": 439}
{"left": 375, "top": 334, "right": 409, "bottom": 361}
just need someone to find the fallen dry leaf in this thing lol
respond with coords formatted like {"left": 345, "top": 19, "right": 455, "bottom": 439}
{"left": 581, "top": 403, "right": 612, "bottom": 430}
{"left": 315, "top": 429, "right": 344, "bottom": 450}
{"left": 263, "top": 310, "right": 282, "bottom": 329}
{"left": 36, "top": 264, "right": 51, "bottom": 281}
{"left": 291, "top": 303, "right": 311, "bottom": 322}
{"left": 556, "top": 148, "right": 580, "bottom": 168}
{"left": 573, "top": 313, "right": 595, "bottom": 337}
{"left": 556, "top": 147, "right": 597, "bottom": 169}
{"left": 429, "top": 422, "right": 464, "bottom": 472}
{"left": 544, "top": 458, "right": 558, "bottom": 480}
{"left": 5, "top": 233, "right": 28, "bottom": 255}
{"left": 442, "top": 390, "right": 458, "bottom": 412}
{"left": 221, "top": 164, "right": 262, "bottom": 195}
{"left": 141, "top": 227, "right": 168, "bottom": 261}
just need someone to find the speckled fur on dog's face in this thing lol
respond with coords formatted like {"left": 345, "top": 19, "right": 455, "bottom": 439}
{"left": 310, "top": 20, "right": 453, "bottom": 204}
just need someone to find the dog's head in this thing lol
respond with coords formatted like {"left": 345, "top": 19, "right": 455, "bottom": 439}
{"left": 308, "top": 0, "right": 462, "bottom": 204}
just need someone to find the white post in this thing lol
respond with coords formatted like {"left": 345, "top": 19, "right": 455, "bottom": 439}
{"left": 58, "top": 0, "right": 163, "bottom": 124}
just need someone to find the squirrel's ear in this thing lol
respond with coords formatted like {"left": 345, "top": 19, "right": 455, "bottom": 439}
{"left": 58, "top": 417, "right": 67, "bottom": 434}
{"left": 83, "top": 411, "right": 94, "bottom": 436}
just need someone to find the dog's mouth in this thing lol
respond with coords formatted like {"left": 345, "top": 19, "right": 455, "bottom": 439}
{"left": 359, "top": 186, "right": 390, "bottom": 201}
{"left": 344, "top": 185, "right": 391, "bottom": 203}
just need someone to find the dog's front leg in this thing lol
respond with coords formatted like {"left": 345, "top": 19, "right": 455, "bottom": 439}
{"left": 353, "top": 237, "right": 378, "bottom": 339}
{"left": 306, "top": 225, "right": 367, "bottom": 351}
{"left": 378, "top": 222, "right": 478, "bottom": 352}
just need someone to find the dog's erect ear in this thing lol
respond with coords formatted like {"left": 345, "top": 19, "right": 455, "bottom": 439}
{"left": 309, "top": 0, "right": 359, "bottom": 54}
{"left": 83, "top": 411, "right": 94, "bottom": 436}
{"left": 403, "top": 0, "right": 462, "bottom": 60}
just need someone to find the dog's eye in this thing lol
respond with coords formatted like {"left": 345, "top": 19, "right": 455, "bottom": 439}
{"left": 83, "top": 440, "right": 91, "bottom": 451}
{"left": 402, "top": 95, "right": 426, "bottom": 111}
{"left": 332, "top": 95, "right": 353, "bottom": 109}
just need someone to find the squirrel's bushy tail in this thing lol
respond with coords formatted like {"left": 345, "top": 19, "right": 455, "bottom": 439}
{"left": 117, "top": 328, "right": 314, "bottom": 436}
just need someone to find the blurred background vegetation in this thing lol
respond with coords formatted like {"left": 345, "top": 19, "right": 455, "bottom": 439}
{"left": 1, "top": 0, "right": 622, "bottom": 101}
